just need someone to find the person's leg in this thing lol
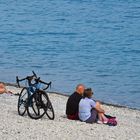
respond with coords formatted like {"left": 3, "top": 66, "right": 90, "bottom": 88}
{"left": 95, "top": 101, "right": 108, "bottom": 123}
{"left": 100, "top": 113, "right": 108, "bottom": 122}
{"left": 85, "top": 109, "right": 98, "bottom": 123}
{"left": 91, "top": 109, "right": 98, "bottom": 122}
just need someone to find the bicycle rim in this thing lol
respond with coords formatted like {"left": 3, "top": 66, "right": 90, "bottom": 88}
{"left": 27, "top": 92, "right": 46, "bottom": 119}
{"left": 18, "top": 87, "right": 28, "bottom": 116}
{"left": 43, "top": 92, "right": 55, "bottom": 120}
{"left": 45, "top": 100, "right": 55, "bottom": 120}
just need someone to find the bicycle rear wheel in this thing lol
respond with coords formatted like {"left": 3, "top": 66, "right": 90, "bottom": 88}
{"left": 27, "top": 91, "right": 46, "bottom": 119}
{"left": 18, "top": 87, "right": 28, "bottom": 116}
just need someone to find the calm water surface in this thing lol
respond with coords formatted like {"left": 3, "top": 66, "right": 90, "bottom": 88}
{"left": 0, "top": 0, "right": 140, "bottom": 109}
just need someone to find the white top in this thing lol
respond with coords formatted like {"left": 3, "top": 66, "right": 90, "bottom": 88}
{"left": 79, "top": 97, "right": 96, "bottom": 121}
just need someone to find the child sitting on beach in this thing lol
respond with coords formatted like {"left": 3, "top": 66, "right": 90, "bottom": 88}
{"left": 0, "top": 82, "right": 13, "bottom": 94}
{"left": 79, "top": 88, "right": 117, "bottom": 125}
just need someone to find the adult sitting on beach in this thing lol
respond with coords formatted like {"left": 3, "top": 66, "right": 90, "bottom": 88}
{"left": 0, "top": 82, "right": 13, "bottom": 94}
{"left": 79, "top": 88, "right": 109, "bottom": 124}
{"left": 66, "top": 84, "right": 85, "bottom": 120}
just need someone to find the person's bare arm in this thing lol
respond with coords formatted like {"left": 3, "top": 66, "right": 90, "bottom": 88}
{"left": 94, "top": 101, "right": 105, "bottom": 113}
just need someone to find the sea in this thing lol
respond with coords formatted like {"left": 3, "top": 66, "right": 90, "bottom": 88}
{"left": 0, "top": 0, "right": 140, "bottom": 109}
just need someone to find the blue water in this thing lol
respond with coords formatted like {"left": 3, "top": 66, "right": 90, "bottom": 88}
{"left": 0, "top": 0, "right": 140, "bottom": 109}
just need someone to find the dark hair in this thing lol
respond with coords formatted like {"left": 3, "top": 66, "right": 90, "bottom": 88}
{"left": 83, "top": 88, "right": 93, "bottom": 98}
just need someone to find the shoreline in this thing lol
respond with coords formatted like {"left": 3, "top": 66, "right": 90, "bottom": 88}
{"left": 3, "top": 81, "right": 140, "bottom": 111}
{"left": 0, "top": 84, "right": 140, "bottom": 140}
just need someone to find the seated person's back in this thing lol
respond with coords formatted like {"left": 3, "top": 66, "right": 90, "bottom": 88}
{"left": 66, "top": 84, "right": 85, "bottom": 120}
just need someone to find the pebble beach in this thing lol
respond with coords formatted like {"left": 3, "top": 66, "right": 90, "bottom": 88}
{"left": 0, "top": 85, "right": 140, "bottom": 140}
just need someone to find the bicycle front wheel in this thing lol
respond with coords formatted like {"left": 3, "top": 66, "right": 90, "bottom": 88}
{"left": 44, "top": 92, "right": 55, "bottom": 120}
{"left": 27, "top": 91, "right": 46, "bottom": 119}
{"left": 18, "top": 87, "right": 28, "bottom": 116}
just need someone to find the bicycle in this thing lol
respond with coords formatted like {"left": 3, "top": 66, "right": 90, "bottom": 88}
{"left": 16, "top": 71, "right": 55, "bottom": 120}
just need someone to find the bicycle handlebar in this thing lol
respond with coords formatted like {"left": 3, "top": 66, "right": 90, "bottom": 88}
{"left": 16, "top": 71, "right": 37, "bottom": 87}
{"left": 35, "top": 78, "right": 51, "bottom": 90}
{"left": 16, "top": 71, "right": 51, "bottom": 90}
{"left": 41, "top": 81, "right": 51, "bottom": 90}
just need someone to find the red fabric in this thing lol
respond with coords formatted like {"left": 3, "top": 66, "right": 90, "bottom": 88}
{"left": 67, "top": 113, "right": 79, "bottom": 120}
{"left": 107, "top": 118, "right": 117, "bottom": 126}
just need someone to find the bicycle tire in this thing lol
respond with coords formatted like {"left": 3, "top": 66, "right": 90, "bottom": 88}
{"left": 44, "top": 92, "right": 55, "bottom": 120}
{"left": 27, "top": 91, "right": 46, "bottom": 119}
{"left": 18, "top": 87, "right": 28, "bottom": 116}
